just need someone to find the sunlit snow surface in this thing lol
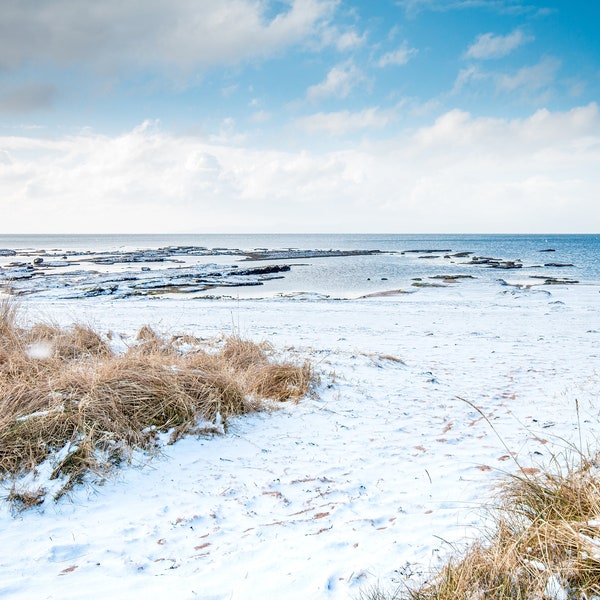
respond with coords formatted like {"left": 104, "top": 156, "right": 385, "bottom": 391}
{"left": 0, "top": 236, "right": 599, "bottom": 599}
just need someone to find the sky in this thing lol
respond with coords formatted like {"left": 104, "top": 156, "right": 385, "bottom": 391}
{"left": 1, "top": 0, "right": 599, "bottom": 234}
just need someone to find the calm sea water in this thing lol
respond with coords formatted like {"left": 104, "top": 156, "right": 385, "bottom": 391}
{"left": 1, "top": 234, "right": 598, "bottom": 297}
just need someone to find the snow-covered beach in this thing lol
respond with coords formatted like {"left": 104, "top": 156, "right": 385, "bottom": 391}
{"left": 1, "top": 259, "right": 599, "bottom": 599}
{"left": 3, "top": 0, "right": 600, "bottom": 594}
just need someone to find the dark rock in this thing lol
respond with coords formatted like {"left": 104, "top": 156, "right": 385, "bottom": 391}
{"left": 83, "top": 285, "right": 118, "bottom": 297}
{"left": 402, "top": 249, "right": 451, "bottom": 254}
{"left": 0, "top": 249, "right": 16, "bottom": 256}
{"left": 33, "top": 257, "right": 44, "bottom": 264}
{"left": 530, "top": 276, "right": 579, "bottom": 285}
{"left": 494, "top": 261, "right": 523, "bottom": 269}
{"left": 544, "top": 263, "right": 574, "bottom": 268}
{"left": 234, "top": 264, "right": 291, "bottom": 276}
{"left": 539, "top": 248, "right": 556, "bottom": 252}
{"left": 429, "top": 274, "right": 475, "bottom": 280}
{"left": 412, "top": 281, "right": 447, "bottom": 288}
{"left": 444, "top": 251, "right": 473, "bottom": 258}
{"left": 38, "top": 260, "right": 80, "bottom": 268}
{"left": 242, "top": 249, "right": 382, "bottom": 261}
{"left": 466, "top": 256, "right": 499, "bottom": 266}
{"left": 545, "top": 278, "right": 579, "bottom": 285}
{"left": 221, "top": 281, "right": 263, "bottom": 288}
{"left": 467, "top": 256, "right": 522, "bottom": 269}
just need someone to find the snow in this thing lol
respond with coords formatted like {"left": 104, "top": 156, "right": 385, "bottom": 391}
{"left": 545, "top": 575, "right": 569, "bottom": 600}
{"left": 1, "top": 282, "right": 599, "bottom": 599}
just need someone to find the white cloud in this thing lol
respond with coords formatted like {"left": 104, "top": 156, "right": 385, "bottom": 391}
{"left": 306, "top": 62, "right": 365, "bottom": 102}
{"left": 185, "top": 151, "right": 221, "bottom": 173}
{"left": 397, "top": 1, "right": 534, "bottom": 17}
{"left": 450, "top": 57, "right": 560, "bottom": 98}
{"left": 465, "top": 29, "right": 533, "bottom": 60}
{"left": 377, "top": 42, "right": 418, "bottom": 67}
{"left": 295, "top": 107, "right": 396, "bottom": 135}
{"left": 312, "top": 22, "right": 366, "bottom": 52}
{"left": 451, "top": 66, "right": 487, "bottom": 94}
{"left": 497, "top": 57, "right": 560, "bottom": 93}
{"left": 334, "top": 30, "right": 367, "bottom": 51}
{"left": 0, "top": 104, "right": 598, "bottom": 233}
{"left": 0, "top": 0, "right": 337, "bottom": 73}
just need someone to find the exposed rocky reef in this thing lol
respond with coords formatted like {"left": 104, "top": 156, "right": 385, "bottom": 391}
{"left": 0, "top": 243, "right": 582, "bottom": 299}
{"left": 242, "top": 249, "right": 383, "bottom": 261}
{"left": 465, "top": 256, "right": 523, "bottom": 269}
{"left": 401, "top": 249, "right": 451, "bottom": 255}
{"left": 0, "top": 246, "right": 380, "bottom": 299}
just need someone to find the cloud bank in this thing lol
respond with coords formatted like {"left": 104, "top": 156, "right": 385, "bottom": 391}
{"left": 1, "top": 104, "right": 598, "bottom": 233}
{"left": 0, "top": 0, "right": 337, "bottom": 73}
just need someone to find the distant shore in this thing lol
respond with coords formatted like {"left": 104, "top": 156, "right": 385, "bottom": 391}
{"left": 0, "top": 239, "right": 590, "bottom": 300}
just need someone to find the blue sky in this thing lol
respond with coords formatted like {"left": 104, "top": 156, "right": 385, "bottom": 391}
{"left": 1, "top": 0, "right": 599, "bottom": 233}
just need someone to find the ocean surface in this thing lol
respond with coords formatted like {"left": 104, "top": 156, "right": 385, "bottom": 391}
{"left": 1, "top": 233, "right": 598, "bottom": 299}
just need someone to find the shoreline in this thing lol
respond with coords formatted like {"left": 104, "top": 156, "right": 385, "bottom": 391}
{"left": 1, "top": 241, "right": 594, "bottom": 301}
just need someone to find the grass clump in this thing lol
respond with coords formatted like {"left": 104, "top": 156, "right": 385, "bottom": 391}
{"left": 0, "top": 303, "right": 314, "bottom": 506}
{"left": 366, "top": 454, "right": 600, "bottom": 600}
{"left": 6, "top": 485, "right": 46, "bottom": 511}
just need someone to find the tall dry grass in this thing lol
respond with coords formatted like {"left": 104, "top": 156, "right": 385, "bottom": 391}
{"left": 363, "top": 452, "right": 600, "bottom": 600}
{"left": 0, "top": 302, "right": 313, "bottom": 505}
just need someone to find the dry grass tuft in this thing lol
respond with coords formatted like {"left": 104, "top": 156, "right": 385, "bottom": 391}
{"left": 246, "top": 362, "right": 313, "bottom": 402}
{"left": 367, "top": 454, "right": 600, "bottom": 600}
{"left": 0, "top": 297, "right": 19, "bottom": 339}
{"left": 221, "top": 336, "right": 271, "bottom": 369}
{"left": 27, "top": 322, "right": 111, "bottom": 359}
{"left": 359, "top": 586, "right": 404, "bottom": 600}
{"left": 6, "top": 485, "right": 47, "bottom": 512}
{"left": 133, "top": 324, "right": 171, "bottom": 355}
{"left": 0, "top": 302, "right": 315, "bottom": 506}
{"left": 377, "top": 354, "right": 405, "bottom": 365}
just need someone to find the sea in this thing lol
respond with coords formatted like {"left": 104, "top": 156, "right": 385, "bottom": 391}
{"left": 0, "top": 233, "right": 598, "bottom": 299}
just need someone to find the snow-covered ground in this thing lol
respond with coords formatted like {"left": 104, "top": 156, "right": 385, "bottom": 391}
{"left": 2, "top": 283, "right": 599, "bottom": 599}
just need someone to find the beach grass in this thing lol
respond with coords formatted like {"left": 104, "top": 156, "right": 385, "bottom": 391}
{"left": 364, "top": 451, "right": 600, "bottom": 599}
{"left": 0, "top": 300, "right": 313, "bottom": 505}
